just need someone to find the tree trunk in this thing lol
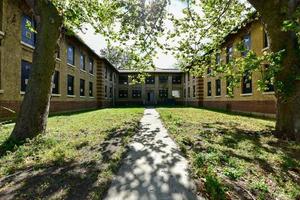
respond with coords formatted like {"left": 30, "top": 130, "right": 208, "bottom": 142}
{"left": 248, "top": 0, "right": 300, "bottom": 141}
{"left": 10, "top": 0, "right": 63, "bottom": 141}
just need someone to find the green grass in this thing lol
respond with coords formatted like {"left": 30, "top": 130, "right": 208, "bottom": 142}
{"left": 0, "top": 108, "right": 144, "bottom": 199}
{"left": 157, "top": 107, "right": 300, "bottom": 200}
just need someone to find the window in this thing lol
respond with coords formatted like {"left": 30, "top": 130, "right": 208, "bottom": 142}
{"left": 188, "top": 87, "right": 191, "bottom": 98}
{"left": 183, "top": 88, "right": 186, "bottom": 98}
{"left": 56, "top": 47, "right": 60, "bottom": 59}
{"left": 193, "top": 85, "right": 196, "bottom": 97}
{"left": 226, "top": 45, "right": 233, "bottom": 64}
{"left": 52, "top": 71, "right": 59, "bottom": 94}
{"left": 21, "top": 15, "right": 35, "bottom": 46}
{"left": 132, "top": 90, "right": 142, "bottom": 98}
{"left": 109, "top": 72, "right": 113, "bottom": 81}
{"left": 21, "top": 60, "right": 31, "bottom": 92}
{"left": 226, "top": 77, "right": 234, "bottom": 95}
{"left": 264, "top": 64, "right": 274, "bottom": 92}
{"left": 105, "top": 66, "right": 108, "bottom": 79}
{"left": 159, "top": 89, "right": 168, "bottom": 98}
{"left": 67, "top": 75, "right": 74, "bottom": 95}
{"left": 67, "top": 45, "right": 75, "bottom": 65}
{"left": 159, "top": 75, "right": 168, "bottom": 84}
{"left": 89, "top": 82, "right": 93, "bottom": 97}
{"left": 105, "top": 85, "right": 107, "bottom": 97}
{"left": 207, "top": 67, "right": 212, "bottom": 75}
{"left": 263, "top": 30, "right": 270, "bottom": 49}
{"left": 187, "top": 72, "right": 190, "bottom": 82}
{"left": 119, "top": 75, "right": 128, "bottom": 85}
{"left": 172, "top": 90, "right": 181, "bottom": 98}
{"left": 89, "top": 58, "right": 94, "bottom": 74}
{"left": 146, "top": 76, "right": 155, "bottom": 84}
{"left": 172, "top": 75, "right": 182, "bottom": 84}
{"left": 80, "top": 53, "right": 86, "bottom": 70}
{"left": 80, "top": 79, "right": 85, "bottom": 96}
{"left": 207, "top": 82, "right": 212, "bottom": 96}
{"left": 109, "top": 87, "right": 113, "bottom": 98}
{"left": 242, "top": 34, "right": 251, "bottom": 57}
{"left": 216, "top": 53, "right": 221, "bottom": 65}
{"left": 119, "top": 90, "right": 128, "bottom": 98}
{"left": 242, "top": 70, "right": 252, "bottom": 94}
{"left": 216, "top": 79, "right": 221, "bottom": 96}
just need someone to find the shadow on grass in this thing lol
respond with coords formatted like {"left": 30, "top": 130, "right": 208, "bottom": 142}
{"left": 0, "top": 122, "right": 140, "bottom": 200}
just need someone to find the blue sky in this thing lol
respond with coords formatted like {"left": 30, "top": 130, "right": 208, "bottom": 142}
{"left": 77, "top": 0, "right": 186, "bottom": 69}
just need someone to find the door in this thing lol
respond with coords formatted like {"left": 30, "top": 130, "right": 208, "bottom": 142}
{"left": 146, "top": 91, "right": 155, "bottom": 105}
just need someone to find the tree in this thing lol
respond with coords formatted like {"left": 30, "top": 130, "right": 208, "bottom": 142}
{"left": 10, "top": 0, "right": 169, "bottom": 141}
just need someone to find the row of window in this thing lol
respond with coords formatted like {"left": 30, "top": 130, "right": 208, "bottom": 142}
{"left": 118, "top": 89, "right": 170, "bottom": 99}
{"left": 118, "top": 75, "right": 183, "bottom": 85}
{"left": 21, "top": 15, "right": 94, "bottom": 74}
{"left": 21, "top": 60, "right": 94, "bottom": 97}
{"left": 207, "top": 73, "right": 274, "bottom": 97}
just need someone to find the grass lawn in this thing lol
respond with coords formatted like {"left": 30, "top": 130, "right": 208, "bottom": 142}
{"left": 0, "top": 108, "right": 144, "bottom": 200}
{"left": 157, "top": 107, "right": 300, "bottom": 200}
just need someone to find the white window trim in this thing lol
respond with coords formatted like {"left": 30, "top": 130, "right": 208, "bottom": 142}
{"left": 240, "top": 93, "right": 253, "bottom": 96}
{"left": 67, "top": 95, "right": 76, "bottom": 98}
{"left": 263, "top": 91, "right": 275, "bottom": 95}
{"left": 21, "top": 41, "right": 35, "bottom": 50}
{"left": 67, "top": 63, "right": 76, "bottom": 68}
{"left": 80, "top": 96, "right": 86, "bottom": 98}
{"left": 51, "top": 94, "right": 61, "bottom": 97}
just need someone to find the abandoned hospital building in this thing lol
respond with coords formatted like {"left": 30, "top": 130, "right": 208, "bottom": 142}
{"left": 0, "top": 1, "right": 276, "bottom": 120}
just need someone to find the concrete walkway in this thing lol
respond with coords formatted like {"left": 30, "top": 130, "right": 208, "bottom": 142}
{"left": 104, "top": 108, "right": 200, "bottom": 200}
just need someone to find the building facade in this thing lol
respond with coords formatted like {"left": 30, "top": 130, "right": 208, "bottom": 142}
{"left": 202, "top": 19, "right": 276, "bottom": 117}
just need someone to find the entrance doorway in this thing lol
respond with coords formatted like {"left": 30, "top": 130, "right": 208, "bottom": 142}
{"left": 146, "top": 91, "right": 155, "bottom": 105}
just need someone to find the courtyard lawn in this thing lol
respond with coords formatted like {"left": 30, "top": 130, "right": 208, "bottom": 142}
{"left": 157, "top": 107, "right": 300, "bottom": 200}
{"left": 0, "top": 108, "right": 144, "bottom": 200}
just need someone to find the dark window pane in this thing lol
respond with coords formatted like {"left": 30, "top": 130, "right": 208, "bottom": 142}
{"left": 159, "top": 89, "right": 168, "bottom": 98}
{"left": 89, "top": 82, "right": 93, "bottom": 96}
{"left": 89, "top": 58, "right": 94, "bottom": 74}
{"left": 188, "top": 87, "right": 191, "bottom": 98}
{"left": 172, "top": 75, "right": 182, "bottom": 84}
{"left": 21, "top": 15, "right": 35, "bottom": 46}
{"left": 242, "top": 70, "right": 252, "bottom": 94}
{"left": 207, "top": 82, "right": 212, "bottom": 96}
{"left": 109, "top": 87, "right": 113, "bottom": 98}
{"left": 146, "top": 76, "right": 155, "bottom": 84}
{"left": 159, "top": 75, "right": 168, "bottom": 84}
{"left": 52, "top": 71, "right": 59, "bottom": 94}
{"left": 80, "top": 53, "right": 85, "bottom": 70}
{"left": 193, "top": 85, "right": 196, "bottom": 97}
{"left": 21, "top": 60, "right": 31, "bottom": 92}
{"left": 80, "top": 79, "right": 85, "bottom": 96}
{"left": 226, "top": 46, "right": 233, "bottom": 64}
{"left": 67, "top": 46, "right": 75, "bottom": 65}
{"left": 105, "top": 85, "right": 107, "bottom": 97}
{"left": 119, "top": 75, "right": 128, "bottom": 85}
{"left": 242, "top": 34, "right": 251, "bottom": 57}
{"left": 132, "top": 90, "right": 142, "bottom": 98}
{"left": 216, "top": 79, "right": 221, "bottom": 96}
{"left": 67, "top": 75, "right": 74, "bottom": 95}
{"left": 263, "top": 30, "right": 269, "bottom": 48}
{"left": 119, "top": 90, "right": 128, "bottom": 98}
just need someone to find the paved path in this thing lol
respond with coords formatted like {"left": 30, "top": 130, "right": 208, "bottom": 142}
{"left": 104, "top": 108, "right": 200, "bottom": 200}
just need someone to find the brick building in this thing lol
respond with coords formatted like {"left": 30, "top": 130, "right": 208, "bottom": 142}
{"left": 202, "top": 18, "right": 276, "bottom": 117}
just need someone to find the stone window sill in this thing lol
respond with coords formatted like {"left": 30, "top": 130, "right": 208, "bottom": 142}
{"left": 0, "top": 89, "right": 4, "bottom": 94}
{"left": 263, "top": 91, "right": 275, "bottom": 95}
{"left": 240, "top": 93, "right": 253, "bottom": 97}
{"left": 80, "top": 96, "right": 86, "bottom": 98}
{"left": 67, "top": 63, "right": 76, "bottom": 68}
{"left": 52, "top": 94, "right": 61, "bottom": 97}
{"left": 67, "top": 95, "right": 76, "bottom": 98}
{"left": 56, "top": 58, "right": 61, "bottom": 62}
{"left": 215, "top": 96, "right": 222, "bottom": 98}
{"left": 21, "top": 41, "right": 35, "bottom": 50}
{"left": 80, "top": 69, "right": 86, "bottom": 73}
{"left": 20, "top": 91, "right": 25, "bottom": 95}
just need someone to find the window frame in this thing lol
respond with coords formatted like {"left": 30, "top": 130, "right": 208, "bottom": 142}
{"left": 132, "top": 89, "right": 142, "bottom": 98}
{"left": 80, "top": 79, "right": 85, "bottom": 97}
{"left": 67, "top": 45, "right": 75, "bottom": 66}
{"left": 67, "top": 74, "right": 75, "bottom": 96}
{"left": 80, "top": 53, "right": 86, "bottom": 71}
{"left": 215, "top": 79, "right": 221, "bottom": 96}
{"left": 21, "top": 15, "right": 36, "bottom": 47}
{"left": 89, "top": 82, "right": 93, "bottom": 97}
{"left": 242, "top": 70, "right": 252, "bottom": 94}
{"left": 159, "top": 89, "right": 168, "bottom": 98}
{"left": 119, "top": 90, "right": 128, "bottom": 98}
{"left": 52, "top": 70, "right": 60, "bottom": 94}
{"left": 21, "top": 60, "right": 32, "bottom": 92}
{"left": 207, "top": 81, "right": 212, "bottom": 97}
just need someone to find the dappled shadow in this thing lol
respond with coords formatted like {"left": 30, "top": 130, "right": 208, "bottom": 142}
{"left": 105, "top": 109, "right": 199, "bottom": 200}
{"left": 0, "top": 123, "right": 140, "bottom": 200}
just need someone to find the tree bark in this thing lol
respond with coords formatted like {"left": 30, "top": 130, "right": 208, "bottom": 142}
{"left": 248, "top": 0, "right": 300, "bottom": 140}
{"left": 10, "top": 0, "right": 63, "bottom": 141}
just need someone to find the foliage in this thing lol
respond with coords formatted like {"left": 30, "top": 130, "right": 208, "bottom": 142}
{"left": 0, "top": 108, "right": 144, "bottom": 199}
{"left": 158, "top": 107, "right": 300, "bottom": 199}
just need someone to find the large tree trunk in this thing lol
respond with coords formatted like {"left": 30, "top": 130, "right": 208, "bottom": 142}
{"left": 248, "top": 0, "right": 300, "bottom": 141}
{"left": 10, "top": 0, "right": 63, "bottom": 141}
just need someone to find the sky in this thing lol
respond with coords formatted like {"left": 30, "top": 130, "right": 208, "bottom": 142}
{"left": 77, "top": 0, "right": 186, "bottom": 69}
